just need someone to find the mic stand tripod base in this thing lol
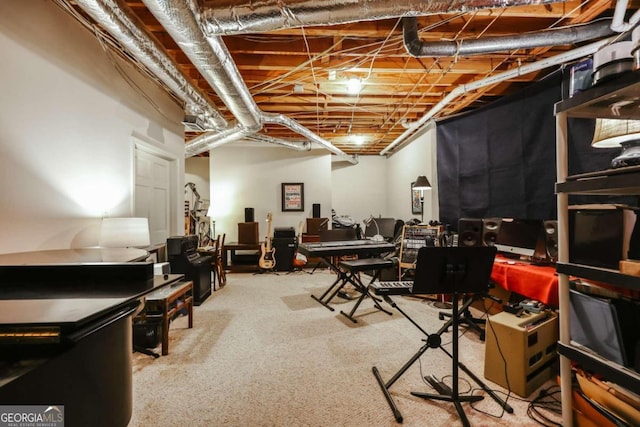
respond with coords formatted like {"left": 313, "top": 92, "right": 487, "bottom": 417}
{"left": 410, "top": 392, "right": 482, "bottom": 427}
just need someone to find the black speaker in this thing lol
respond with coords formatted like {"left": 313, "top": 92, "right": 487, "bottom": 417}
{"left": 457, "top": 218, "right": 483, "bottom": 247}
{"left": 273, "top": 237, "right": 296, "bottom": 271}
{"left": 245, "top": 207, "right": 254, "bottom": 223}
{"left": 482, "top": 218, "right": 502, "bottom": 247}
{"left": 312, "top": 203, "right": 321, "bottom": 218}
{"left": 543, "top": 220, "right": 558, "bottom": 263}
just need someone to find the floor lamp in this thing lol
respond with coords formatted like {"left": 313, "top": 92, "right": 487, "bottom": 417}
{"left": 412, "top": 175, "right": 431, "bottom": 223}
{"left": 412, "top": 176, "right": 449, "bottom": 309}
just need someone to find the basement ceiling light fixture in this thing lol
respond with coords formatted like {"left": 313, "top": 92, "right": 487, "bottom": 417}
{"left": 347, "top": 78, "right": 362, "bottom": 95}
{"left": 351, "top": 134, "right": 367, "bottom": 145}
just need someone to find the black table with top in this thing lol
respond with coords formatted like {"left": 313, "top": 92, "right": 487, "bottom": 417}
{"left": 297, "top": 240, "right": 395, "bottom": 311}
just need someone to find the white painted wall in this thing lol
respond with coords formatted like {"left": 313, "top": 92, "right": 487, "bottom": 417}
{"left": 199, "top": 124, "right": 439, "bottom": 241}
{"left": 210, "top": 146, "right": 332, "bottom": 242}
{"left": 331, "top": 155, "right": 388, "bottom": 228}
{"left": 1, "top": 2, "right": 441, "bottom": 255}
{"left": 0, "top": 1, "right": 185, "bottom": 254}
{"left": 386, "top": 126, "right": 439, "bottom": 224}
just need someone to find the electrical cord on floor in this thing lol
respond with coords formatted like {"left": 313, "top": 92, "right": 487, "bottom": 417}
{"left": 526, "top": 385, "right": 562, "bottom": 426}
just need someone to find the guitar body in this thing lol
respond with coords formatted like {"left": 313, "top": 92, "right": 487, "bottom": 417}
{"left": 259, "top": 213, "right": 276, "bottom": 270}
{"left": 259, "top": 240, "right": 276, "bottom": 270}
{"left": 292, "top": 220, "right": 307, "bottom": 268}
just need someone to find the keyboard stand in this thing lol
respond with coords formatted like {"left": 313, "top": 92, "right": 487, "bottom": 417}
{"left": 337, "top": 258, "right": 394, "bottom": 323}
{"left": 372, "top": 294, "right": 513, "bottom": 424}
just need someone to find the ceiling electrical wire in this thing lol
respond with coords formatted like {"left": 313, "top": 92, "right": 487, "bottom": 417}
{"left": 299, "top": 26, "right": 322, "bottom": 134}
{"left": 53, "top": 0, "right": 183, "bottom": 117}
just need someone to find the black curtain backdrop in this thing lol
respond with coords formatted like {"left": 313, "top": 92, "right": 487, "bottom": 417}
{"left": 436, "top": 68, "right": 627, "bottom": 229}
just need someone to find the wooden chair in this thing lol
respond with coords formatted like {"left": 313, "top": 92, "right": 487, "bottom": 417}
{"left": 209, "top": 235, "right": 221, "bottom": 290}
{"left": 215, "top": 233, "right": 227, "bottom": 287}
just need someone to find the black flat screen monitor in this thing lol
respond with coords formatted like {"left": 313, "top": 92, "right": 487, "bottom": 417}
{"left": 364, "top": 218, "right": 396, "bottom": 240}
{"left": 494, "top": 218, "right": 543, "bottom": 258}
{"left": 569, "top": 289, "right": 628, "bottom": 367}
{"left": 569, "top": 207, "right": 630, "bottom": 270}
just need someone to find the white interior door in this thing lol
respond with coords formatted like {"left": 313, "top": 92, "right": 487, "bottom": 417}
{"left": 135, "top": 148, "right": 171, "bottom": 245}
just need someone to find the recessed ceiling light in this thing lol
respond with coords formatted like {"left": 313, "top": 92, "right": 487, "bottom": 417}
{"left": 347, "top": 78, "right": 362, "bottom": 95}
{"left": 351, "top": 134, "right": 366, "bottom": 145}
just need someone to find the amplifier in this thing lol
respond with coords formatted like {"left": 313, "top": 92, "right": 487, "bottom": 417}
{"left": 484, "top": 310, "right": 558, "bottom": 398}
{"left": 274, "top": 227, "right": 295, "bottom": 238}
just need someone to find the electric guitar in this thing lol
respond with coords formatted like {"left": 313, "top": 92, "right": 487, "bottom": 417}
{"left": 292, "top": 220, "right": 307, "bottom": 268}
{"left": 259, "top": 213, "right": 276, "bottom": 270}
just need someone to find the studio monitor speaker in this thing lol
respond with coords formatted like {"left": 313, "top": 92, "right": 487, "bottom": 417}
{"left": 457, "top": 218, "right": 483, "bottom": 247}
{"left": 543, "top": 220, "right": 558, "bottom": 262}
{"left": 245, "top": 207, "right": 255, "bottom": 223}
{"left": 312, "top": 203, "right": 321, "bottom": 218}
{"left": 482, "top": 218, "right": 502, "bottom": 247}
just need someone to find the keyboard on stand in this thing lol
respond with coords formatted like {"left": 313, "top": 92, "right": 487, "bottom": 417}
{"left": 370, "top": 280, "right": 414, "bottom": 295}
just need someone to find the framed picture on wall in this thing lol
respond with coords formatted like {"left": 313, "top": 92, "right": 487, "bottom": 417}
{"left": 282, "top": 183, "right": 304, "bottom": 212}
{"left": 411, "top": 182, "right": 422, "bottom": 214}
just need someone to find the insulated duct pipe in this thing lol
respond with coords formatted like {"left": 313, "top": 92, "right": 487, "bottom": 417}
{"left": 184, "top": 124, "right": 249, "bottom": 156}
{"left": 141, "top": 0, "right": 262, "bottom": 131}
{"left": 201, "top": 0, "right": 559, "bottom": 35}
{"left": 403, "top": 17, "right": 615, "bottom": 57}
{"left": 246, "top": 134, "right": 312, "bottom": 151}
{"left": 75, "top": 0, "right": 227, "bottom": 130}
{"left": 145, "top": 0, "right": 357, "bottom": 163}
{"left": 380, "top": 37, "right": 615, "bottom": 155}
{"left": 261, "top": 113, "right": 358, "bottom": 163}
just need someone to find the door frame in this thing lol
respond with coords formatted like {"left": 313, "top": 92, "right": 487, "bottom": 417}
{"left": 131, "top": 133, "right": 182, "bottom": 240}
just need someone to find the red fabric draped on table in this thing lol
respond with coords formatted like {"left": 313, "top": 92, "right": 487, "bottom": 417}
{"left": 491, "top": 256, "right": 559, "bottom": 307}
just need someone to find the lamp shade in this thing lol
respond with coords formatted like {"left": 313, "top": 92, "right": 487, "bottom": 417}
{"left": 412, "top": 175, "right": 432, "bottom": 190}
{"left": 99, "top": 217, "right": 150, "bottom": 248}
{"left": 592, "top": 118, "right": 640, "bottom": 148}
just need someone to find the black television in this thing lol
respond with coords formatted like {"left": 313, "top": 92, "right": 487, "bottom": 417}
{"left": 364, "top": 217, "right": 396, "bottom": 241}
{"left": 494, "top": 218, "right": 544, "bottom": 258}
{"left": 569, "top": 205, "right": 637, "bottom": 270}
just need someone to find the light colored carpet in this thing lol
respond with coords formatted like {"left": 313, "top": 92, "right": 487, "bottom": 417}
{"left": 128, "top": 269, "right": 561, "bottom": 427}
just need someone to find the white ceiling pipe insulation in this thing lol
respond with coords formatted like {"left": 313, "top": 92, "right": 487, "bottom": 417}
{"left": 201, "top": 0, "right": 562, "bottom": 35}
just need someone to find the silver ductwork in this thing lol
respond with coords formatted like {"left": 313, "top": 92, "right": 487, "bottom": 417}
{"left": 201, "top": 0, "right": 559, "bottom": 35}
{"left": 141, "top": 0, "right": 262, "bottom": 131}
{"left": 403, "top": 16, "right": 615, "bottom": 57}
{"left": 381, "top": 37, "right": 614, "bottom": 155}
{"left": 74, "top": 0, "right": 227, "bottom": 130}
{"left": 261, "top": 113, "right": 356, "bottom": 162}
{"left": 184, "top": 124, "right": 249, "bottom": 156}
{"left": 246, "top": 134, "right": 312, "bottom": 151}
{"left": 144, "top": 0, "right": 358, "bottom": 163}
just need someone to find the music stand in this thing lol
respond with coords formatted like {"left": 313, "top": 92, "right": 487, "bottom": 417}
{"left": 372, "top": 246, "right": 513, "bottom": 426}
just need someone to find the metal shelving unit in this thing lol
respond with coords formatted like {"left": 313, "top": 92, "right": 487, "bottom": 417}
{"left": 555, "top": 71, "right": 640, "bottom": 426}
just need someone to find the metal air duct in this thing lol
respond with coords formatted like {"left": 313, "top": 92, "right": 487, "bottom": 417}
{"left": 201, "top": 0, "right": 560, "bottom": 35}
{"left": 246, "top": 134, "right": 312, "bottom": 151}
{"left": 381, "top": 37, "right": 615, "bottom": 155}
{"left": 145, "top": 0, "right": 358, "bottom": 163}
{"left": 184, "top": 125, "right": 249, "bottom": 157}
{"left": 74, "top": 0, "right": 227, "bottom": 130}
{"left": 141, "top": 0, "right": 262, "bottom": 131}
{"left": 403, "top": 17, "right": 615, "bottom": 57}
{"left": 261, "top": 113, "right": 356, "bottom": 162}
